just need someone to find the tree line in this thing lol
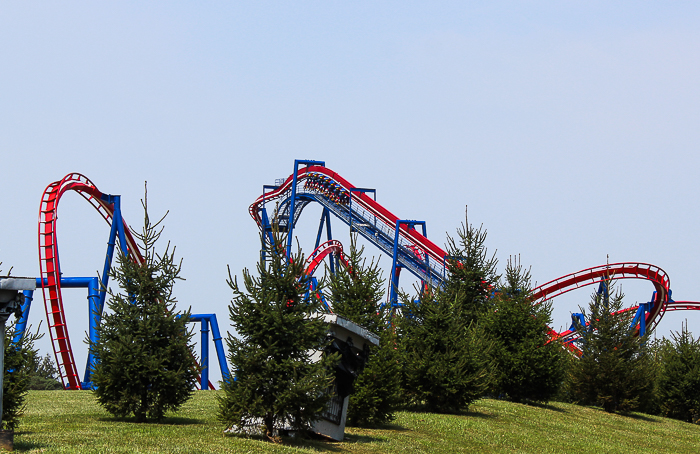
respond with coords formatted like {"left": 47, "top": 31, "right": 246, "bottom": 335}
{"left": 2, "top": 204, "right": 700, "bottom": 438}
{"left": 217, "top": 213, "right": 700, "bottom": 437}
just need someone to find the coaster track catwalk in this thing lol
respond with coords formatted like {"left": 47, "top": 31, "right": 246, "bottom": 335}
{"left": 250, "top": 160, "right": 700, "bottom": 340}
{"left": 250, "top": 161, "right": 447, "bottom": 300}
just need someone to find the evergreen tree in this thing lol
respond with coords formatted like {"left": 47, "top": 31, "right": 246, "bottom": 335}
{"left": 90, "top": 193, "right": 198, "bottom": 423}
{"left": 655, "top": 323, "right": 700, "bottom": 423}
{"left": 484, "top": 256, "right": 566, "bottom": 403}
{"left": 442, "top": 211, "right": 499, "bottom": 326}
{"left": 27, "top": 351, "right": 63, "bottom": 391}
{"left": 2, "top": 323, "right": 40, "bottom": 430}
{"left": 0, "top": 262, "right": 40, "bottom": 429}
{"left": 398, "top": 213, "right": 497, "bottom": 413}
{"left": 399, "top": 287, "right": 493, "bottom": 413}
{"left": 218, "top": 230, "right": 338, "bottom": 440}
{"left": 345, "top": 328, "right": 401, "bottom": 426}
{"left": 325, "top": 234, "right": 401, "bottom": 426}
{"left": 565, "top": 278, "right": 654, "bottom": 413}
{"left": 325, "top": 235, "right": 383, "bottom": 334}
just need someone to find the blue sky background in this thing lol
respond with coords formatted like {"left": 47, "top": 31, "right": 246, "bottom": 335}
{"left": 2, "top": 2, "right": 699, "bottom": 385}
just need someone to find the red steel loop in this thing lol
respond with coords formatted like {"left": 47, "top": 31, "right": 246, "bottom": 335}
{"left": 38, "top": 173, "right": 142, "bottom": 389}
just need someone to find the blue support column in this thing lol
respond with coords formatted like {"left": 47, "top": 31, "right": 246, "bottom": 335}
{"left": 99, "top": 194, "right": 130, "bottom": 311}
{"left": 314, "top": 208, "right": 335, "bottom": 274}
{"left": 596, "top": 279, "right": 610, "bottom": 311}
{"left": 389, "top": 225, "right": 402, "bottom": 309}
{"left": 83, "top": 277, "right": 101, "bottom": 389}
{"left": 260, "top": 207, "right": 272, "bottom": 261}
{"left": 200, "top": 318, "right": 210, "bottom": 390}
{"left": 189, "top": 314, "right": 231, "bottom": 388}
{"left": 389, "top": 220, "right": 427, "bottom": 309}
{"left": 639, "top": 303, "right": 648, "bottom": 337}
{"left": 631, "top": 301, "right": 651, "bottom": 337}
{"left": 286, "top": 160, "right": 325, "bottom": 258}
{"left": 14, "top": 277, "right": 104, "bottom": 388}
{"left": 100, "top": 212, "right": 119, "bottom": 308}
{"left": 12, "top": 290, "right": 34, "bottom": 345}
{"left": 208, "top": 314, "right": 231, "bottom": 384}
{"left": 570, "top": 313, "right": 586, "bottom": 332}
{"left": 315, "top": 208, "right": 330, "bottom": 249}
{"left": 260, "top": 184, "right": 279, "bottom": 260}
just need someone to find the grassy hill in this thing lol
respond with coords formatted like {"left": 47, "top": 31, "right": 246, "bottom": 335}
{"left": 14, "top": 390, "right": 700, "bottom": 453}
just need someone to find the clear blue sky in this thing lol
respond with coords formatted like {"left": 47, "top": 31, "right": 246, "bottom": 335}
{"left": 2, "top": 2, "right": 699, "bottom": 384}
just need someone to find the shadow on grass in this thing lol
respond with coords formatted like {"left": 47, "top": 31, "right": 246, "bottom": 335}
{"left": 289, "top": 441, "right": 347, "bottom": 453}
{"left": 460, "top": 410, "right": 498, "bottom": 419}
{"left": 224, "top": 428, "right": 392, "bottom": 452}
{"left": 622, "top": 412, "right": 658, "bottom": 423}
{"left": 97, "top": 416, "right": 204, "bottom": 425}
{"left": 13, "top": 440, "right": 48, "bottom": 452}
{"left": 522, "top": 401, "right": 569, "bottom": 413}
{"left": 222, "top": 433, "right": 350, "bottom": 453}
{"left": 575, "top": 405, "right": 659, "bottom": 423}
{"left": 291, "top": 435, "right": 388, "bottom": 453}
{"left": 347, "top": 422, "right": 409, "bottom": 432}
{"left": 343, "top": 432, "right": 389, "bottom": 444}
{"left": 403, "top": 406, "right": 497, "bottom": 420}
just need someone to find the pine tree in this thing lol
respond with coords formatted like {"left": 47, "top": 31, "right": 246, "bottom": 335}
{"left": 218, "top": 230, "right": 338, "bottom": 440}
{"left": 399, "top": 287, "right": 493, "bottom": 413}
{"left": 565, "top": 278, "right": 654, "bottom": 413}
{"left": 326, "top": 235, "right": 383, "bottom": 334}
{"left": 90, "top": 193, "right": 198, "bottom": 423}
{"left": 345, "top": 328, "right": 401, "bottom": 425}
{"left": 27, "top": 352, "right": 63, "bottom": 391}
{"left": 484, "top": 256, "right": 566, "bottom": 403}
{"left": 655, "top": 323, "right": 700, "bottom": 423}
{"left": 442, "top": 211, "right": 499, "bottom": 326}
{"left": 398, "top": 213, "right": 496, "bottom": 413}
{"left": 2, "top": 323, "right": 40, "bottom": 430}
{"left": 325, "top": 234, "right": 401, "bottom": 426}
{"left": 0, "top": 262, "right": 39, "bottom": 429}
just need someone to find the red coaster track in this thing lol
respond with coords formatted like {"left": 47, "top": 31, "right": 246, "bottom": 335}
{"left": 530, "top": 263, "right": 671, "bottom": 340}
{"left": 38, "top": 173, "right": 142, "bottom": 390}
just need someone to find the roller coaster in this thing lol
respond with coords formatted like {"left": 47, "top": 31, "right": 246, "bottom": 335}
{"left": 251, "top": 159, "right": 700, "bottom": 343}
{"left": 17, "top": 173, "right": 230, "bottom": 390}
{"left": 13, "top": 160, "right": 699, "bottom": 390}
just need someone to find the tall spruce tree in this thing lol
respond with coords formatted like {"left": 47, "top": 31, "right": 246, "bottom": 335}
{"left": 90, "top": 192, "right": 198, "bottom": 422}
{"left": 484, "top": 256, "right": 566, "bottom": 403}
{"left": 218, "top": 230, "right": 338, "bottom": 440}
{"left": 27, "top": 352, "right": 62, "bottom": 391}
{"left": 325, "top": 234, "right": 401, "bottom": 426}
{"left": 325, "top": 235, "right": 383, "bottom": 333}
{"left": 398, "top": 212, "right": 497, "bottom": 413}
{"left": 2, "top": 323, "right": 40, "bottom": 430}
{"left": 442, "top": 211, "right": 499, "bottom": 326}
{"left": 565, "top": 278, "right": 654, "bottom": 413}
{"left": 1, "top": 262, "right": 40, "bottom": 430}
{"left": 399, "top": 287, "right": 493, "bottom": 413}
{"left": 655, "top": 323, "right": 700, "bottom": 423}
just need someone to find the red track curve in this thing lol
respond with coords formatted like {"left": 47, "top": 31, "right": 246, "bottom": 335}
{"left": 304, "top": 240, "right": 350, "bottom": 277}
{"left": 530, "top": 262, "right": 671, "bottom": 341}
{"left": 39, "top": 173, "right": 142, "bottom": 389}
{"left": 302, "top": 240, "right": 352, "bottom": 313}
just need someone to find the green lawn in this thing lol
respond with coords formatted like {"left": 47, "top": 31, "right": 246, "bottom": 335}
{"left": 13, "top": 391, "right": 700, "bottom": 453}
